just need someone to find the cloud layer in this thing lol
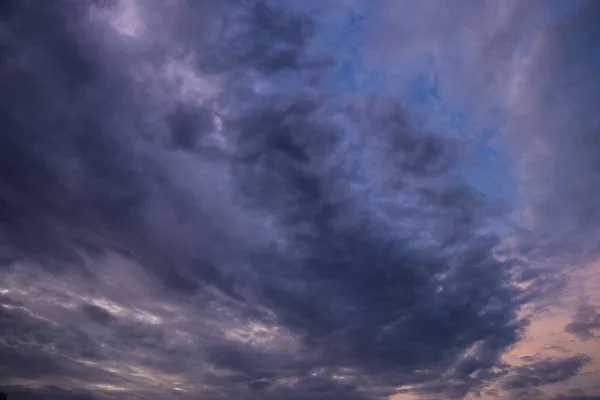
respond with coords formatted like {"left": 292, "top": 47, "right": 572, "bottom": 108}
{"left": 0, "top": 1, "right": 598, "bottom": 399}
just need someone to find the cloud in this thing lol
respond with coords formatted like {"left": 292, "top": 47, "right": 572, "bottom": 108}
{"left": 0, "top": 298, "right": 121, "bottom": 385}
{"left": 508, "top": 388, "right": 600, "bottom": 400}
{"left": 6, "top": 385, "right": 103, "bottom": 400}
{"left": 565, "top": 305, "right": 600, "bottom": 341}
{"left": 1, "top": 0, "right": 597, "bottom": 399}
{"left": 360, "top": 0, "right": 600, "bottom": 272}
{"left": 501, "top": 356, "right": 591, "bottom": 390}
{"left": 498, "top": 1, "right": 600, "bottom": 266}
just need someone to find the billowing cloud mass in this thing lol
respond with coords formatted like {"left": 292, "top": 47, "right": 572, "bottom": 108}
{"left": 0, "top": 1, "right": 598, "bottom": 399}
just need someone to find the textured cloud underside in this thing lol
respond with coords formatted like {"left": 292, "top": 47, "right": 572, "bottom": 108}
{"left": 0, "top": 1, "right": 599, "bottom": 400}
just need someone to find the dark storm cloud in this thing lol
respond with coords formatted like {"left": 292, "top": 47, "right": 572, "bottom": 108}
{"left": 0, "top": 0, "right": 529, "bottom": 399}
{"left": 0, "top": 0, "right": 314, "bottom": 276}
{"left": 501, "top": 356, "right": 591, "bottom": 390}
{"left": 228, "top": 95, "right": 524, "bottom": 398}
{"left": 166, "top": 102, "right": 215, "bottom": 151}
{"left": 240, "top": 1, "right": 316, "bottom": 73}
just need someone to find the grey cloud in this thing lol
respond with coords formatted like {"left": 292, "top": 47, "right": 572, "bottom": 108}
{"left": 501, "top": 1, "right": 600, "bottom": 266}
{"left": 81, "top": 303, "right": 117, "bottom": 325}
{"left": 401, "top": 344, "right": 512, "bottom": 398}
{"left": 0, "top": 0, "right": 536, "bottom": 399}
{"left": 506, "top": 390, "right": 600, "bottom": 400}
{"left": 241, "top": 1, "right": 316, "bottom": 73}
{"left": 0, "top": 0, "right": 301, "bottom": 292}
{"left": 509, "top": 388, "right": 548, "bottom": 400}
{"left": 543, "top": 345, "right": 572, "bottom": 354}
{"left": 0, "top": 277, "right": 206, "bottom": 393}
{"left": 362, "top": 0, "right": 600, "bottom": 306}
{"left": 365, "top": 0, "right": 549, "bottom": 112}
{"left": 230, "top": 95, "right": 524, "bottom": 398}
{"left": 167, "top": 102, "right": 215, "bottom": 151}
{"left": 7, "top": 386, "right": 103, "bottom": 400}
{"left": 565, "top": 305, "right": 600, "bottom": 341}
{"left": 0, "top": 301, "right": 105, "bottom": 366}
{"left": 501, "top": 356, "right": 591, "bottom": 390}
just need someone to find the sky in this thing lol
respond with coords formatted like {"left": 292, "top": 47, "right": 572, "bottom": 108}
{"left": 0, "top": 1, "right": 599, "bottom": 399}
